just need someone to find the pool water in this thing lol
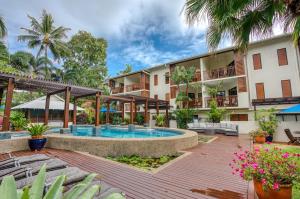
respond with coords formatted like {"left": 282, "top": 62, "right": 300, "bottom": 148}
{"left": 71, "top": 126, "right": 182, "bottom": 138}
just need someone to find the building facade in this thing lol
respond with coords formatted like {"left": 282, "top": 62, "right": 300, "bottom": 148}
{"left": 108, "top": 34, "right": 300, "bottom": 141}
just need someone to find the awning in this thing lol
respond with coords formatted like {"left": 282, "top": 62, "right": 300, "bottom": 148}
{"left": 277, "top": 104, "right": 300, "bottom": 115}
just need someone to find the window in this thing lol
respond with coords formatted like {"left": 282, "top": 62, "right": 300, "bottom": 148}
{"left": 154, "top": 75, "right": 158, "bottom": 86}
{"left": 165, "top": 93, "right": 170, "bottom": 101}
{"left": 230, "top": 114, "right": 248, "bottom": 121}
{"left": 252, "top": 53, "right": 262, "bottom": 70}
{"left": 281, "top": 80, "right": 292, "bottom": 97}
{"left": 255, "top": 83, "right": 265, "bottom": 99}
{"left": 165, "top": 72, "right": 170, "bottom": 84}
{"left": 277, "top": 48, "right": 288, "bottom": 66}
{"left": 238, "top": 77, "right": 247, "bottom": 92}
{"left": 170, "top": 87, "right": 177, "bottom": 99}
{"left": 154, "top": 94, "right": 158, "bottom": 99}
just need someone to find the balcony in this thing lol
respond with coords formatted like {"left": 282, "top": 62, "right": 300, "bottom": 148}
{"left": 126, "top": 83, "right": 141, "bottom": 92}
{"left": 203, "top": 65, "right": 236, "bottom": 80}
{"left": 111, "top": 87, "right": 124, "bottom": 94}
{"left": 205, "top": 95, "right": 238, "bottom": 108}
{"left": 183, "top": 98, "right": 203, "bottom": 108}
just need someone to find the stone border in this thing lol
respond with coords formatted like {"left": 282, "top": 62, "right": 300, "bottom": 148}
{"left": 46, "top": 128, "right": 198, "bottom": 157}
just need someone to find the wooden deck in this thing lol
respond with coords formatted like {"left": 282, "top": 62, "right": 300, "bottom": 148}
{"left": 8, "top": 135, "right": 252, "bottom": 199}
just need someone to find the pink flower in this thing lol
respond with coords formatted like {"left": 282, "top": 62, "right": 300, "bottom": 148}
{"left": 264, "top": 148, "right": 269, "bottom": 152}
{"left": 251, "top": 163, "right": 258, "bottom": 169}
{"left": 282, "top": 152, "right": 289, "bottom": 158}
{"left": 261, "top": 178, "right": 267, "bottom": 185}
{"left": 239, "top": 172, "right": 244, "bottom": 177}
{"left": 259, "top": 169, "right": 265, "bottom": 174}
{"left": 273, "top": 182, "right": 279, "bottom": 190}
{"left": 266, "top": 141, "right": 271, "bottom": 145}
{"left": 255, "top": 148, "right": 260, "bottom": 152}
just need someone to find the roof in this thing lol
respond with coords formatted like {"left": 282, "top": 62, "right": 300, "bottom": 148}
{"left": 0, "top": 71, "right": 102, "bottom": 97}
{"left": 278, "top": 104, "right": 300, "bottom": 115}
{"left": 12, "top": 95, "right": 84, "bottom": 111}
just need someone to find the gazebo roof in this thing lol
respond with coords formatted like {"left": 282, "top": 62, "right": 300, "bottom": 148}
{"left": 12, "top": 95, "right": 84, "bottom": 111}
{"left": 0, "top": 71, "right": 102, "bottom": 97}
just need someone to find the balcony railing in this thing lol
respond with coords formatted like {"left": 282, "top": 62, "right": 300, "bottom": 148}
{"left": 203, "top": 65, "right": 236, "bottom": 80}
{"left": 125, "top": 83, "right": 141, "bottom": 92}
{"left": 183, "top": 98, "right": 203, "bottom": 108}
{"left": 205, "top": 95, "right": 238, "bottom": 107}
{"left": 111, "top": 87, "right": 124, "bottom": 94}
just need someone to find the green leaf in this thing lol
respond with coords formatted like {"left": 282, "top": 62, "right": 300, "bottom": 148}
{"left": 0, "top": 176, "right": 18, "bottom": 199}
{"left": 81, "top": 173, "right": 97, "bottom": 184}
{"left": 21, "top": 187, "right": 30, "bottom": 199}
{"left": 104, "top": 193, "right": 126, "bottom": 199}
{"left": 29, "top": 164, "right": 46, "bottom": 199}
{"left": 80, "top": 185, "right": 100, "bottom": 199}
{"left": 43, "top": 175, "right": 65, "bottom": 199}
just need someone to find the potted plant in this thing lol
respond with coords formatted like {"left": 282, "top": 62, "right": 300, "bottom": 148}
{"left": 155, "top": 114, "right": 166, "bottom": 127}
{"left": 27, "top": 123, "right": 48, "bottom": 151}
{"left": 230, "top": 147, "right": 300, "bottom": 199}
{"left": 249, "top": 129, "right": 267, "bottom": 144}
{"left": 10, "top": 111, "right": 28, "bottom": 131}
{"left": 256, "top": 108, "right": 279, "bottom": 142}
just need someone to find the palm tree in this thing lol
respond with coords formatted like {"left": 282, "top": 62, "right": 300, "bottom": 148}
{"left": 30, "top": 56, "right": 54, "bottom": 78}
{"left": 0, "top": 15, "right": 7, "bottom": 38}
{"left": 184, "top": 0, "right": 300, "bottom": 50}
{"left": 18, "top": 9, "right": 70, "bottom": 66}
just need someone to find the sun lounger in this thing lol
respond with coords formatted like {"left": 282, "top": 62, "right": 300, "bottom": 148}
{"left": 16, "top": 167, "right": 89, "bottom": 189}
{"left": 284, "top": 129, "right": 300, "bottom": 145}
{"left": 0, "top": 154, "right": 50, "bottom": 170}
{"left": 95, "top": 181, "right": 124, "bottom": 199}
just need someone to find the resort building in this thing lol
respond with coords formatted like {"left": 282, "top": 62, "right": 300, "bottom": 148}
{"left": 108, "top": 34, "right": 300, "bottom": 141}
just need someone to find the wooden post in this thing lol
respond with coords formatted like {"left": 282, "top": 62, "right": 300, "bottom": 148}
{"left": 2, "top": 78, "right": 14, "bottom": 131}
{"left": 106, "top": 102, "right": 110, "bottom": 124}
{"left": 0, "top": 88, "right": 4, "bottom": 107}
{"left": 73, "top": 97, "right": 77, "bottom": 125}
{"left": 44, "top": 94, "right": 50, "bottom": 125}
{"left": 63, "top": 87, "right": 71, "bottom": 128}
{"left": 121, "top": 103, "right": 125, "bottom": 121}
{"left": 130, "top": 100, "right": 134, "bottom": 124}
{"left": 156, "top": 101, "right": 159, "bottom": 115}
{"left": 134, "top": 103, "right": 137, "bottom": 121}
{"left": 144, "top": 99, "right": 148, "bottom": 124}
{"left": 166, "top": 102, "right": 169, "bottom": 127}
{"left": 95, "top": 93, "right": 100, "bottom": 126}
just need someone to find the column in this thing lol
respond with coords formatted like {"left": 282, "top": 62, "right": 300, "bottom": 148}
{"left": 95, "top": 94, "right": 100, "bottom": 126}
{"left": 63, "top": 87, "right": 71, "bottom": 128}
{"left": 130, "top": 100, "right": 134, "bottom": 124}
{"left": 156, "top": 100, "right": 159, "bottom": 115}
{"left": 106, "top": 102, "right": 110, "bottom": 124}
{"left": 144, "top": 99, "right": 148, "bottom": 124}
{"left": 2, "top": 78, "right": 14, "bottom": 131}
{"left": 166, "top": 102, "right": 169, "bottom": 127}
{"left": 73, "top": 97, "right": 77, "bottom": 125}
{"left": 44, "top": 94, "right": 50, "bottom": 125}
{"left": 121, "top": 102, "right": 125, "bottom": 121}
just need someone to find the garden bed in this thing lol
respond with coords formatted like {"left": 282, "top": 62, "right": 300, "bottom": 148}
{"left": 106, "top": 154, "right": 181, "bottom": 171}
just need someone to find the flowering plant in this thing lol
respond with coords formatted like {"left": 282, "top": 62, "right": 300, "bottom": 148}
{"left": 230, "top": 147, "right": 300, "bottom": 191}
{"left": 249, "top": 129, "right": 267, "bottom": 138}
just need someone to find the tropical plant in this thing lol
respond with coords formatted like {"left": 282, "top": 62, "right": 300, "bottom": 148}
{"left": 10, "top": 111, "right": 28, "bottom": 130}
{"left": 18, "top": 9, "right": 70, "bottom": 66}
{"left": 184, "top": 0, "right": 300, "bottom": 50}
{"left": 85, "top": 107, "right": 95, "bottom": 124}
{"left": 0, "top": 41, "right": 9, "bottom": 63}
{"left": 0, "top": 164, "right": 125, "bottom": 199}
{"left": 155, "top": 114, "right": 166, "bottom": 127}
{"left": 135, "top": 113, "right": 144, "bottom": 125}
{"left": 174, "top": 109, "right": 195, "bottom": 129}
{"left": 0, "top": 15, "right": 7, "bottom": 38}
{"left": 27, "top": 123, "right": 48, "bottom": 137}
{"left": 112, "top": 114, "right": 122, "bottom": 125}
{"left": 256, "top": 108, "right": 279, "bottom": 136}
{"left": 123, "top": 117, "right": 130, "bottom": 125}
{"left": 206, "top": 100, "right": 226, "bottom": 123}
{"left": 230, "top": 147, "right": 300, "bottom": 191}
{"left": 117, "top": 64, "right": 133, "bottom": 75}
{"left": 249, "top": 129, "right": 268, "bottom": 138}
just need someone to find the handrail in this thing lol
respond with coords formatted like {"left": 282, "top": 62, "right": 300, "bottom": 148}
{"left": 203, "top": 65, "right": 236, "bottom": 80}
{"left": 205, "top": 95, "right": 238, "bottom": 107}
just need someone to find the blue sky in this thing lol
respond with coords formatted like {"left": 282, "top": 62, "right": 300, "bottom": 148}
{"left": 1, "top": 0, "right": 212, "bottom": 76}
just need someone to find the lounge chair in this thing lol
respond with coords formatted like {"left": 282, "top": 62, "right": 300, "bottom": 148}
{"left": 284, "top": 129, "right": 300, "bottom": 145}
{"left": 16, "top": 167, "right": 89, "bottom": 189}
{"left": 93, "top": 181, "right": 124, "bottom": 199}
{"left": 0, "top": 154, "right": 50, "bottom": 170}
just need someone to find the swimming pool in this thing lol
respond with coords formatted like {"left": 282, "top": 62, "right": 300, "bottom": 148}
{"left": 70, "top": 126, "right": 182, "bottom": 138}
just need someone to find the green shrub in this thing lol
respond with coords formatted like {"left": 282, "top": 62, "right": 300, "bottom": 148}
{"left": 155, "top": 114, "right": 165, "bottom": 127}
{"left": 256, "top": 108, "right": 279, "bottom": 136}
{"left": 174, "top": 109, "right": 195, "bottom": 129}
{"left": 123, "top": 117, "right": 130, "bottom": 125}
{"left": 10, "top": 111, "right": 28, "bottom": 130}
{"left": 27, "top": 123, "right": 48, "bottom": 137}
{"left": 135, "top": 113, "right": 144, "bottom": 125}
{"left": 112, "top": 114, "right": 122, "bottom": 125}
{"left": 0, "top": 164, "right": 125, "bottom": 199}
{"left": 206, "top": 100, "right": 226, "bottom": 123}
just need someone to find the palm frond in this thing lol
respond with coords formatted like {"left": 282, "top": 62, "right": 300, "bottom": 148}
{"left": 20, "top": 27, "right": 41, "bottom": 36}
{"left": 50, "top": 26, "right": 70, "bottom": 39}
{"left": 41, "top": 9, "right": 54, "bottom": 33}
{"left": 0, "top": 16, "right": 7, "bottom": 38}
{"left": 27, "top": 15, "right": 43, "bottom": 32}
{"left": 18, "top": 35, "right": 40, "bottom": 42}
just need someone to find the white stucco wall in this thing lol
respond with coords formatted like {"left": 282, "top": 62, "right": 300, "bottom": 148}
{"left": 149, "top": 65, "right": 170, "bottom": 100}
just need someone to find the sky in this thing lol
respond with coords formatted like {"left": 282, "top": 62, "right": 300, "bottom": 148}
{"left": 0, "top": 0, "right": 283, "bottom": 77}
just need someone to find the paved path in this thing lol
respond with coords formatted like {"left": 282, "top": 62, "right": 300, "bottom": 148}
{"left": 11, "top": 135, "right": 252, "bottom": 199}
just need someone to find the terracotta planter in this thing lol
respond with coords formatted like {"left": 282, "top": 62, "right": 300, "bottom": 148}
{"left": 31, "top": 135, "right": 44, "bottom": 139}
{"left": 254, "top": 179, "right": 292, "bottom": 199}
{"left": 254, "top": 136, "right": 266, "bottom": 144}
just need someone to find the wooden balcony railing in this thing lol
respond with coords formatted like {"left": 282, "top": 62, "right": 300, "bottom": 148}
{"left": 205, "top": 95, "right": 238, "bottom": 107}
{"left": 111, "top": 87, "right": 124, "bottom": 94}
{"left": 126, "top": 83, "right": 141, "bottom": 92}
{"left": 203, "top": 65, "right": 236, "bottom": 80}
{"left": 183, "top": 98, "right": 203, "bottom": 108}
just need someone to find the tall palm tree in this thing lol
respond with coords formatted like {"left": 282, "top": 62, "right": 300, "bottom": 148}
{"left": 18, "top": 9, "right": 70, "bottom": 66}
{"left": 30, "top": 56, "right": 54, "bottom": 78}
{"left": 0, "top": 15, "right": 7, "bottom": 38}
{"left": 184, "top": 0, "right": 300, "bottom": 50}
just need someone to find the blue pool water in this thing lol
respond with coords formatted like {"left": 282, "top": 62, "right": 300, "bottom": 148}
{"left": 71, "top": 126, "right": 182, "bottom": 138}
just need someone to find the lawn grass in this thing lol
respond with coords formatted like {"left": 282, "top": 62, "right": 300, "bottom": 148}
{"left": 106, "top": 154, "right": 180, "bottom": 171}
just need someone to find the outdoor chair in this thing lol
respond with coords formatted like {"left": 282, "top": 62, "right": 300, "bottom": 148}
{"left": 284, "top": 129, "right": 300, "bottom": 145}
{"left": 0, "top": 154, "right": 50, "bottom": 170}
